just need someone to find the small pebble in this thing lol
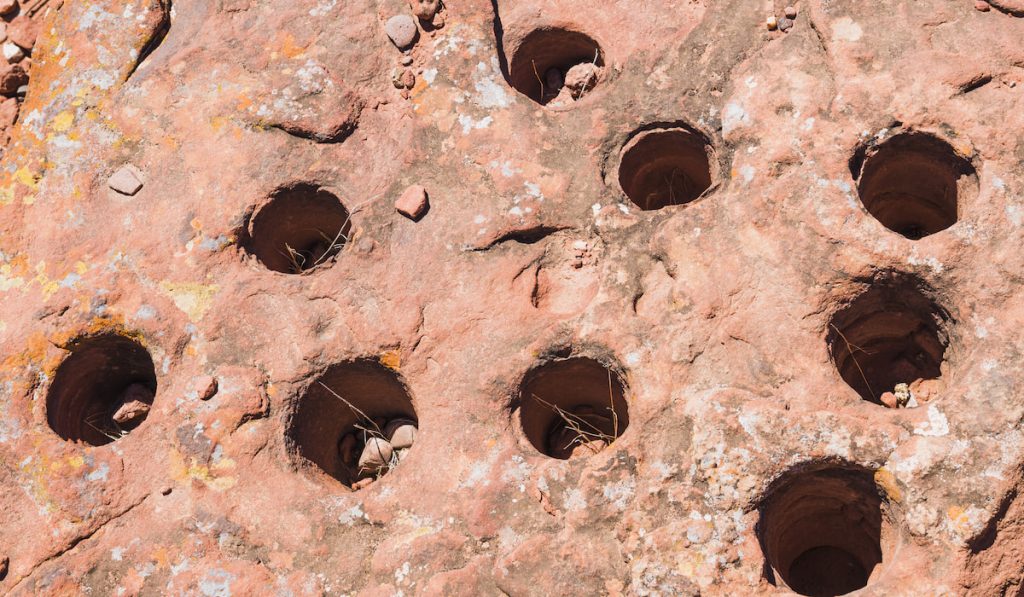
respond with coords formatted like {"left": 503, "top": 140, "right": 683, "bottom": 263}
{"left": 351, "top": 477, "right": 374, "bottom": 491}
{"left": 385, "top": 419, "right": 418, "bottom": 449}
{"left": 0, "top": 0, "right": 15, "bottom": 16}
{"left": 409, "top": 0, "right": 440, "bottom": 20}
{"left": 975, "top": 0, "right": 991, "bottom": 10}
{"left": 108, "top": 164, "right": 144, "bottom": 196}
{"left": 358, "top": 436, "right": 394, "bottom": 473}
{"left": 339, "top": 433, "right": 357, "bottom": 465}
{"left": 778, "top": 16, "right": 794, "bottom": 31}
{"left": 564, "top": 62, "right": 600, "bottom": 98}
{"left": 112, "top": 397, "right": 151, "bottom": 425}
{"left": 1, "top": 41, "right": 20, "bottom": 63}
{"left": 399, "top": 68, "right": 416, "bottom": 89}
{"left": 766, "top": 16, "right": 778, "bottom": 30}
{"left": 401, "top": 54, "right": 413, "bottom": 66}
{"left": 784, "top": 5, "right": 797, "bottom": 18}
{"left": 432, "top": 12, "right": 445, "bottom": 28}
{"left": 198, "top": 375, "right": 218, "bottom": 401}
{"left": 880, "top": 391, "right": 898, "bottom": 409}
{"left": 385, "top": 14, "right": 418, "bottom": 49}
{"left": 396, "top": 184, "right": 429, "bottom": 220}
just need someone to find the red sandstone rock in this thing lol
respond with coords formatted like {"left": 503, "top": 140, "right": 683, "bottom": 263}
{"left": 0, "top": 61, "right": 25, "bottom": 94}
{"left": 107, "top": 165, "right": 144, "bottom": 195}
{"left": 1, "top": 1, "right": 1024, "bottom": 595}
{"left": 197, "top": 375, "right": 218, "bottom": 400}
{"left": 396, "top": 184, "right": 429, "bottom": 220}
{"left": 409, "top": 0, "right": 440, "bottom": 20}
{"left": 6, "top": 16, "right": 37, "bottom": 51}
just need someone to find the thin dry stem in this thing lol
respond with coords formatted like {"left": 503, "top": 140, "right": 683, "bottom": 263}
{"left": 830, "top": 323, "right": 877, "bottom": 401}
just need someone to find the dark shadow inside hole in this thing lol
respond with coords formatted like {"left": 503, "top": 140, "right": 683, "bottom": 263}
{"left": 289, "top": 360, "right": 417, "bottom": 488}
{"left": 618, "top": 127, "right": 713, "bottom": 211}
{"left": 47, "top": 334, "right": 157, "bottom": 446}
{"left": 757, "top": 466, "right": 885, "bottom": 597}
{"left": 508, "top": 28, "right": 604, "bottom": 105}
{"left": 245, "top": 184, "right": 352, "bottom": 274}
{"left": 853, "top": 132, "right": 975, "bottom": 239}
{"left": 827, "top": 276, "right": 950, "bottom": 404}
{"left": 516, "top": 357, "right": 628, "bottom": 459}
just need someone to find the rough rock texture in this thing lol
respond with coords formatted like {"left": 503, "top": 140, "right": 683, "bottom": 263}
{"left": 0, "top": 0, "right": 1023, "bottom": 595}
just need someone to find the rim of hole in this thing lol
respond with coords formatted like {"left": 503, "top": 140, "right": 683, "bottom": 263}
{"left": 46, "top": 333, "right": 158, "bottom": 446}
{"left": 287, "top": 359, "right": 418, "bottom": 489}
{"left": 756, "top": 463, "right": 899, "bottom": 597}
{"left": 514, "top": 355, "right": 629, "bottom": 460}
{"left": 850, "top": 131, "right": 977, "bottom": 239}
{"left": 826, "top": 273, "right": 952, "bottom": 405}
{"left": 242, "top": 183, "right": 353, "bottom": 274}
{"left": 618, "top": 124, "right": 716, "bottom": 211}
{"left": 507, "top": 27, "right": 606, "bottom": 107}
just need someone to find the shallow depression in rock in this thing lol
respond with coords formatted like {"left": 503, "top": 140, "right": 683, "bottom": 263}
{"left": 516, "top": 356, "right": 628, "bottom": 459}
{"left": 827, "top": 275, "right": 951, "bottom": 404}
{"left": 851, "top": 132, "right": 976, "bottom": 239}
{"left": 288, "top": 360, "right": 418, "bottom": 489}
{"left": 507, "top": 27, "right": 604, "bottom": 106}
{"left": 243, "top": 184, "right": 352, "bottom": 274}
{"left": 618, "top": 126, "right": 714, "bottom": 211}
{"left": 47, "top": 334, "right": 158, "bottom": 446}
{"left": 757, "top": 466, "right": 892, "bottom": 597}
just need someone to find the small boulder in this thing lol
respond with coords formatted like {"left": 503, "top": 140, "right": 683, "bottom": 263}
{"left": 385, "top": 15, "right": 418, "bottom": 49}
{"left": 358, "top": 436, "right": 394, "bottom": 474}
{"left": 784, "top": 5, "right": 798, "bottom": 18}
{"left": 396, "top": 184, "right": 429, "bottom": 220}
{"left": 109, "top": 165, "right": 144, "bottom": 196}
{"left": 409, "top": 0, "right": 440, "bottom": 20}
{"left": 909, "top": 377, "right": 943, "bottom": 403}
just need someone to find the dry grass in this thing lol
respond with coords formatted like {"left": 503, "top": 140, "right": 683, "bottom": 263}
{"left": 531, "top": 371, "right": 621, "bottom": 456}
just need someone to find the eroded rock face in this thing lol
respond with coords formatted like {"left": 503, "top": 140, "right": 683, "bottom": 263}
{"left": 1, "top": 0, "right": 1024, "bottom": 594}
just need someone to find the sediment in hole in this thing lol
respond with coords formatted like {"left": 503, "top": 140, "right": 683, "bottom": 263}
{"left": 851, "top": 132, "right": 976, "bottom": 239}
{"left": 618, "top": 126, "right": 714, "bottom": 211}
{"left": 288, "top": 360, "right": 417, "bottom": 488}
{"left": 244, "top": 184, "right": 352, "bottom": 274}
{"left": 515, "top": 356, "right": 628, "bottom": 459}
{"left": 47, "top": 334, "right": 157, "bottom": 446}
{"left": 827, "top": 275, "right": 951, "bottom": 404}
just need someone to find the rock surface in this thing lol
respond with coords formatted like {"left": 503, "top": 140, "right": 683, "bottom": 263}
{"left": 0, "top": 0, "right": 1023, "bottom": 595}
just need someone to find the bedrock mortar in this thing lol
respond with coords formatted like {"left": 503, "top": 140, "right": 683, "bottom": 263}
{"left": 1, "top": 0, "right": 1024, "bottom": 595}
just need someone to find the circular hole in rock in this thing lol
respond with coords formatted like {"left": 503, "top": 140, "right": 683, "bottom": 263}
{"left": 758, "top": 466, "right": 893, "bottom": 596}
{"left": 288, "top": 360, "right": 418, "bottom": 490}
{"left": 852, "top": 132, "right": 976, "bottom": 239}
{"left": 508, "top": 28, "right": 605, "bottom": 106}
{"left": 47, "top": 334, "right": 157, "bottom": 446}
{"left": 618, "top": 126, "right": 714, "bottom": 211}
{"left": 245, "top": 184, "right": 352, "bottom": 274}
{"left": 516, "top": 356, "right": 628, "bottom": 460}
{"left": 827, "top": 275, "right": 951, "bottom": 405}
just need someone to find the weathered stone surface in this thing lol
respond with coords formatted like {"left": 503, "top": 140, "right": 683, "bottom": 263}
{"left": 0, "top": 0, "right": 1024, "bottom": 595}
